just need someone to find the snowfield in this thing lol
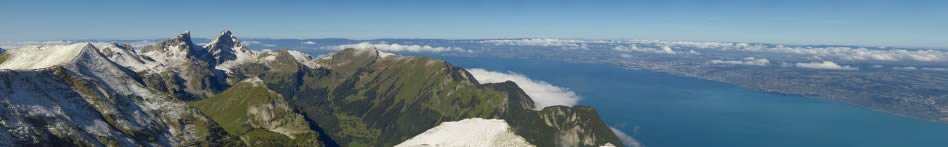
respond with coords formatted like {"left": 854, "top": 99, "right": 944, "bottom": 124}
{"left": 396, "top": 118, "right": 535, "bottom": 147}
{"left": 0, "top": 43, "right": 89, "bottom": 70}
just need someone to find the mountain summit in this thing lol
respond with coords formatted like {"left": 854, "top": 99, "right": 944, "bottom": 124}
{"left": 205, "top": 30, "right": 253, "bottom": 65}
{"left": 0, "top": 31, "right": 624, "bottom": 147}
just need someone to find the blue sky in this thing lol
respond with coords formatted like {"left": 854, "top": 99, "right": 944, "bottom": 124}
{"left": 2, "top": 0, "right": 946, "bottom": 48}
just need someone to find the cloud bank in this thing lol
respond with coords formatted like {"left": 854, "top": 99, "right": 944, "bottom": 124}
{"left": 610, "top": 127, "right": 643, "bottom": 147}
{"left": 922, "top": 67, "right": 948, "bottom": 71}
{"left": 613, "top": 45, "right": 680, "bottom": 54}
{"left": 466, "top": 68, "right": 581, "bottom": 110}
{"left": 795, "top": 61, "right": 858, "bottom": 70}
{"left": 328, "top": 42, "right": 468, "bottom": 52}
{"left": 480, "top": 38, "right": 587, "bottom": 49}
{"left": 709, "top": 57, "right": 770, "bottom": 66}
{"left": 626, "top": 40, "right": 948, "bottom": 62}
{"left": 892, "top": 66, "right": 918, "bottom": 70}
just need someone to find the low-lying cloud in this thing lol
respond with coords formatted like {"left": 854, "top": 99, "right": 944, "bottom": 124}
{"left": 241, "top": 40, "right": 262, "bottom": 45}
{"left": 610, "top": 127, "right": 643, "bottom": 147}
{"left": 922, "top": 67, "right": 948, "bottom": 71}
{"left": 893, "top": 66, "right": 918, "bottom": 70}
{"left": 795, "top": 61, "right": 858, "bottom": 70}
{"left": 328, "top": 42, "right": 468, "bottom": 52}
{"left": 889, "top": 66, "right": 947, "bottom": 71}
{"left": 466, "top": 68, "right": 581, "bottom": 110}
{"left": 613, "top": 45, "right": 680, "bottom": 54}
{"left": 709, "top": 57, "right": 770, "bottom": 66}
{"left": 480, "top": 38, "right": 587, "bottom": 49}
{"left": 626, "top": 40, "right": 948, "bottom": 62}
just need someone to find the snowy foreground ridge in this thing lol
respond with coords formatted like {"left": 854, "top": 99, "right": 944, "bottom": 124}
{"left": 0, "top": 43, "right": 89, "bottom": 70}
{"left": 396, "top": 118, "right": 536, "bottom": 147}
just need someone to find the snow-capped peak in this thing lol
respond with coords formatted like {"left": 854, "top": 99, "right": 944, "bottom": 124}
{"left": 0, "top": 43, "right": 93, "bottom": 70}
{"left": 176, "top": 31, "right": 194, "bottom": 45}
{"left": 205, "top": 30, "right": 252, "bottom": 65}
{"left": 205, "top": 30, "right": 236, "bottom": 48}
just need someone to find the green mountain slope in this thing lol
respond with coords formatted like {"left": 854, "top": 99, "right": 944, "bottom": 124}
{"left": 192, "top": 79, "right": 321, "bottom": 146}
{"left": 255, "top": 48, "right": 622, "bottom": 146}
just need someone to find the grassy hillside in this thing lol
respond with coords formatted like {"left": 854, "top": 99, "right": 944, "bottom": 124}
{"left": 192, "top": 79, "right": 321, "bottom": 146}
{"left": 259, "top": 48, "right": 621, "bottom": 147}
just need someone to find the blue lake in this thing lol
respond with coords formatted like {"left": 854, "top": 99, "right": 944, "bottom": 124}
{"left": 437, "top": 56, "right": 948, "bottom": 147}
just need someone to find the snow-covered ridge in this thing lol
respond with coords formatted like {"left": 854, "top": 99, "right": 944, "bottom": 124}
{"left": 1, "top": 31, "right": 324, "bottom": 74}
{"left": 97, "top": 43, "right": 165, "bottom": 73}
{"left": 396, "top": 118, "right": 535, "bottom": 147}
{"left": 0, "top": 43, "right": 91, "bottom": 70}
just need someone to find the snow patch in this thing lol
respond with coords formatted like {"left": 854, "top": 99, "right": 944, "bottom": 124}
{"left": 378, "top": 51, "right": 396, "bottom": 58}
{"left": 286, "top": 50, "right": 320, "bottom": 68}
{"left": 243, "top": 77, "right": 265, "bottom": 87}
{"left": 396, "top": 118, "right": 534, "bottom": 147}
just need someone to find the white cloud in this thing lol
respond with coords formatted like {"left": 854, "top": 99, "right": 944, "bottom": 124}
{"left": 709, "top": 57, "right": 770, "bottom": 66}
{"left": 327, "top": 42, "right": 467, "bottom": 52}
{"left": 688, "top": 49, "right": 701, "bottom": 55}
{"left": 480, "top": 38, "right": 587, "bottom": 49}
{"left": 922, "top": 67, "right": 948, "bottom": 71}
{"left": 242, "top": 40, "right": 262, "bottom": 45}
{"left": 466, "top": 68, "right": 581, "bottom": 110}
{"left": 626, "top": 40, "right": 948, "bottom": 62}
{"left": 795, "top": 61, "right": 859, "bottom": 70}
{"left": 302, "top": 41, "right": 317, "bottom": 45}
{"left": 613, "top": 45, "right": 680, "bottom": 54}
{"left": 610, "top": 127, "right": 643, "bottom": 147}
{"left": 892, "top": 66, "right": 918, "bottom": 70}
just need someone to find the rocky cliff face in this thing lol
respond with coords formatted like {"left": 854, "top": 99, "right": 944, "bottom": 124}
{"left": 0, "top": 31, "right": 624, "bottom": 147}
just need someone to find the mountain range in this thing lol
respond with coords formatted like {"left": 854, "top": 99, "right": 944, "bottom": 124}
{"left": 0, "top": 31, "right": 623, "bottom": 147}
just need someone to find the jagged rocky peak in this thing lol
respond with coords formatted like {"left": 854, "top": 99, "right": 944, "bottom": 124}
{"left": 140, "top": 31, "right": 202, "bottom": 56}
{"left": 206, "top": 30, "right": 252, "bottom": 64}
{"left": 171, "top": 31, "right": 197, "bottom": 48}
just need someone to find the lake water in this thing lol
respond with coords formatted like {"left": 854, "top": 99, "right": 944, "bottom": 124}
{"left": 437, "top": 56, "right": 948, "bottom": 147}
